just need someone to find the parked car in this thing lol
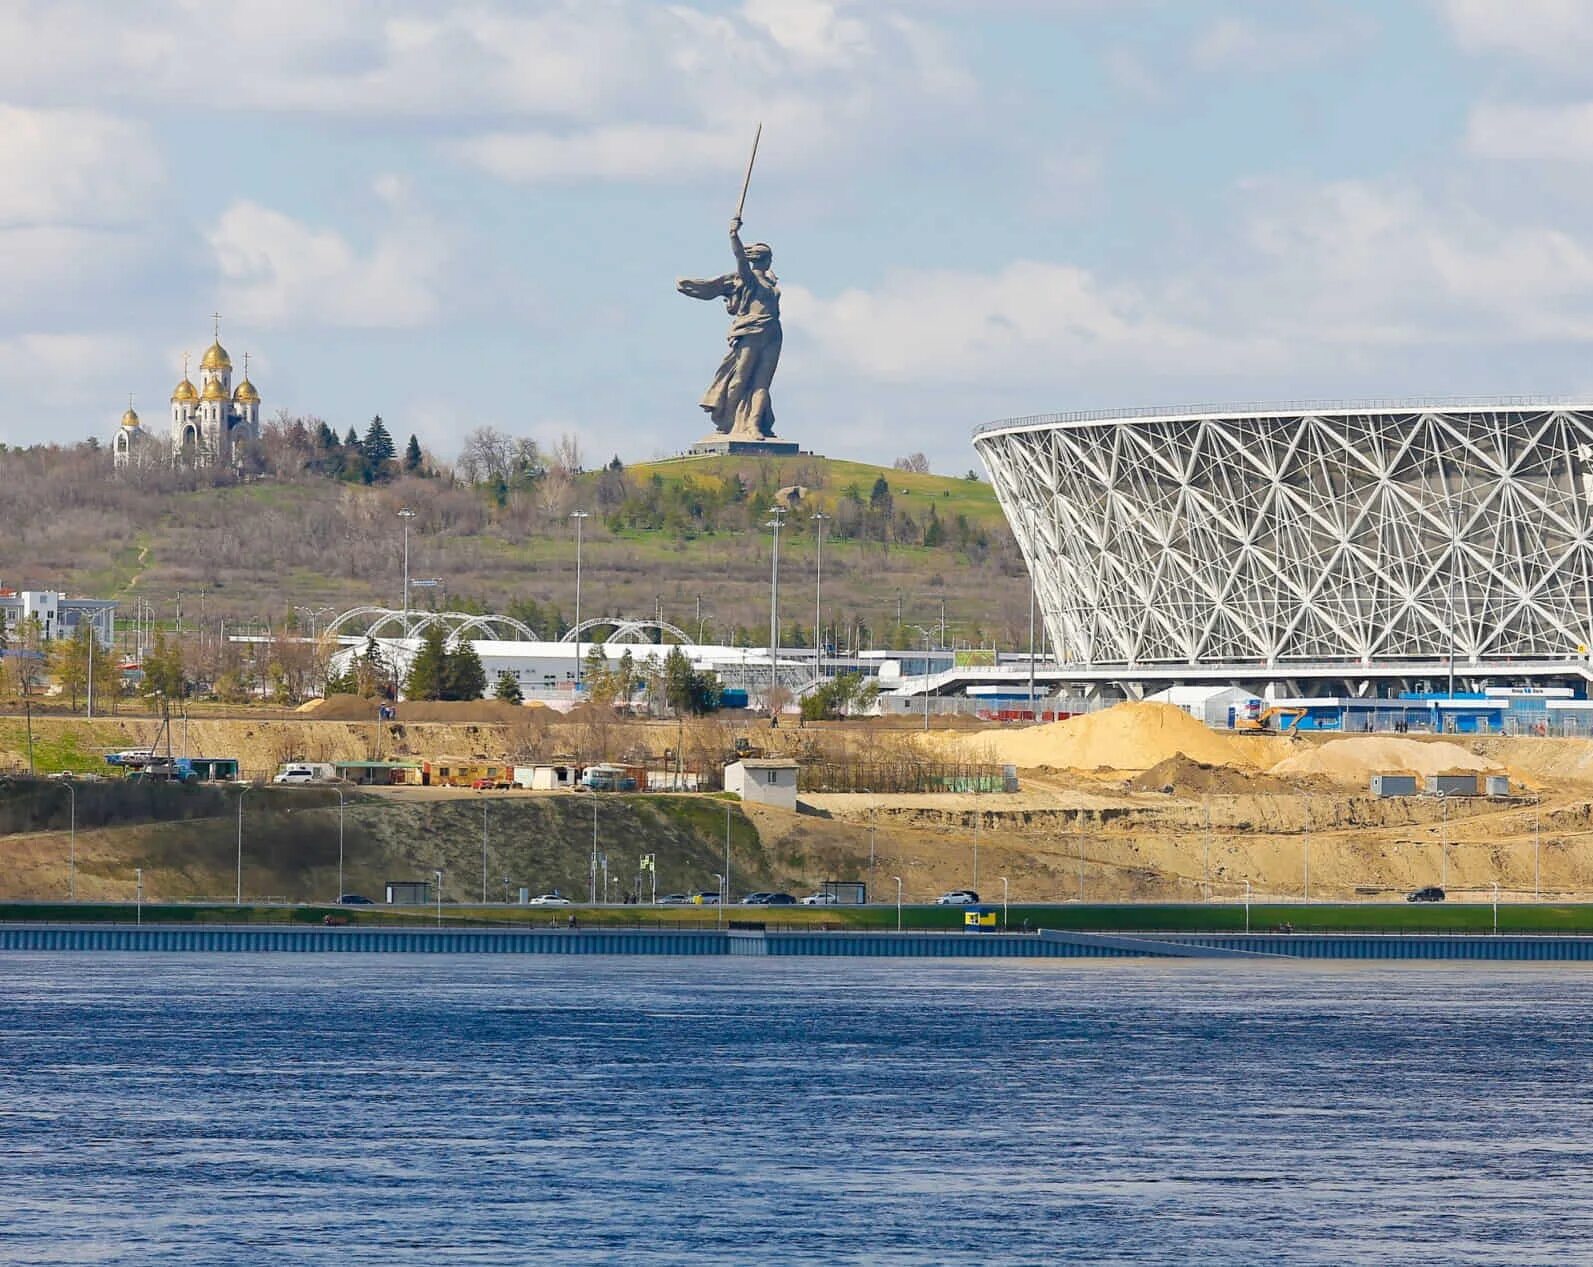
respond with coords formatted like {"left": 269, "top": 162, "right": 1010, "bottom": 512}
{"left": 528, "top": 894, "right": 573, "bottom": 906}
{"left": 741, "top": 892, "right": 774, "bottom": 905}
{"left": 656, "top": 893, "right": 690, "bottom": 905}
{"left": 471, "top": 778, "right": 511, "bottom": 790}
{"left": 764, "top": 893, "right": 797, "bottom": 905}
{"left": 800, "top": 892, "right": 838, "bottom": 906}
{"left": 336, "top": 894, "right": 374, "bottom": 905}
{"left": 1406, "top": 886, "right": 1446, "bottom": 903}
{"left": 935, "top": 890, "right": 980, "bottom": 905}
{"left": 690, "top": 892, "right": 721, "bottom": 905}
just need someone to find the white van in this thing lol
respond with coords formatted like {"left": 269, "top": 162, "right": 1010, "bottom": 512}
{"left": 273, "top": 762, "right": 336, "bottom": 785}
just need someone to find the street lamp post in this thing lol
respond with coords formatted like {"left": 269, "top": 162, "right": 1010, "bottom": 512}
{"left": 724, "top": 803, "right": 732, "bottom": 906}
{"left": 1439, "top": 793, "right": 1449, "bottom": 889}
{"left": 812, "top": 511, "right": 829, "bottom": 679}
{"left": 893, "top": 875, "right": 903, "bottom": 932}
{"left": 482, "top": 801, "right": 489, "bottom": 904}
{"left": 335, "top": 786, "right": 346, "bottom": 902}
{"left": 235, "top": 785, "right": 251, "bottom": 905}
{"left": 999, "top": 875, "right": 1009, "bottom": 928}
{"left": 908, "top": 624, "right": 934, "bottom": 732}
{"left": 433, "top": 869, "right": 443, "bottom": 927}
{"left": 570, "top": 511, "right": 590, "bottom": 692}
{"left": 589, "top": 798, "right": 599, "bottom": 904}
{"left": 712, "top": 873, "right": 725, "bottom": 928}
{"left": 972, "top": 814, "right": 980, "bottom": 889}
{"left": 135, "top": 867, "right": 143, "bottom": 926}
{"left": 65, "top": 780, "right": 76, "bottom": 901}
{"left": 1302, "top": 798, "right": 1311, "bottom": 902}
{"left": 397, "top": 507, "right": 416, "bottom": 635}
{"left": 1493, "top": 880, "right": 1500, "bottom": 935}
{"left": 1244, "top": 879, "right": 1252, "bottom": 933}
{"left": 766, "top": 508, "right": 786, "bottom": 713}
{"left": 1534, "top": 804, "right": 1542, "bottom": 900}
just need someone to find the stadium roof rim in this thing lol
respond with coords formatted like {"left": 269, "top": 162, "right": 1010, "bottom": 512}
{"left": 972, "top": 394, "right": 1593, "bottom": 438}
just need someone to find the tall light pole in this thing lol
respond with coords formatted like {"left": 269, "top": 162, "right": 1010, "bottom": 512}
{"left": 397, "top": 507, "right": 416, "bottom": 635}
{"left": 589, "top": 796, "right": 599, "bottom": 904}
{"left": 812, "top": 511, "right": 829, "bottom": 679}
{"left": 893, "top": 875, "right": 903, "bottom": 931}
{"left": 1439, "top": 792, "right": 1449, "bottom": 888}
{"left": 433, "top": 869, "right": 443, "bottom": 927}
{"left": 999, "top": 875, "right": 1008, "bottom": 928}
{"left": 909, "top": 624, "right": 934, "bottom": 732}
{"left": 482, "top": 801, "right": 489, "bottom": 904}
{"left": 334, "top": 785, "right": 346, "bottom": 902}
{"left": 65, "top": 780, "right": 76, "bottom": 901}
{"left": 570, "top": 510, "right": 590, "bottom": 693}
{"left": 235, "top": 785, "right": 250, "bottom": 905}
{"left": 724, "top": 802, "right": 732, "bottom": 905}
{"left": 1302, "top": 798, "right": 1311, "bottom": 902}
{"left": 1535, "top": 804, "right": 1542, "bottom": 900}
{"left": 766, "top": 508, "right": 786, "bottom": 713}
{"left": 1244, "top": 879, "right": 1252, "bottom": 933}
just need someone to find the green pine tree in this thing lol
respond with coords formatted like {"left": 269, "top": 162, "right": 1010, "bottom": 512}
{"left": 443, "top": 641, "right": 487, "bottom": 700}
{"left": 493, "top": 671, "right": 523, "bottom": 704}
{"left": 363, "top": 415, "right": 396, "bottom": 468}
{"left": 404, "top": 626, "right": 449, "bottom": 700}
{"left": 343, "top": 426, "right": 361, "bottom": 450}
{"left": 403, "top": 434, "right": 423, "bottom": 473}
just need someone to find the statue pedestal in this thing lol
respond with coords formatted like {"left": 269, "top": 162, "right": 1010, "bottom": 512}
{"left": 688, "top": 435, "right": 800, "bottom": 456}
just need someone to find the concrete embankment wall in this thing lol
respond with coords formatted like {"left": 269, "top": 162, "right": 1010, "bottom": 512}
{"left": 9, "top": 924, "right": 1593, "bottom": 960}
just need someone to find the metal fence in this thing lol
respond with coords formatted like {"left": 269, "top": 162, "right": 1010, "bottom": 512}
{"left": 799, "top": 761, "right": 1009, "bottom": 794}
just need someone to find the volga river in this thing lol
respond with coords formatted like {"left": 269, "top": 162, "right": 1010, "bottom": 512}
{"left": 2, "top": 955, "right": 1590, "bottom": 1264}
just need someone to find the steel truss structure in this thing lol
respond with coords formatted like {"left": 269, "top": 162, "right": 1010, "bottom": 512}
{"left": 975, "top": 401, "right": 1593, "bottom": 669}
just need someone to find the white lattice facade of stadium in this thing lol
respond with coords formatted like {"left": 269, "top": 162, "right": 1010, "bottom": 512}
{"left": 975, "top": 401, "right": 1593, "bottom": 678}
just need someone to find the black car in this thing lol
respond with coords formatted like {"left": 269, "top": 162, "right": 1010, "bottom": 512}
{"left": 1406, "top": 886, "right": 1446, "bottom": 903}
{"left": 764, "top": 893, "right": 797, "bottom": 906}
{"left": 337, "top": 894, "right": 375, "bottom": 905}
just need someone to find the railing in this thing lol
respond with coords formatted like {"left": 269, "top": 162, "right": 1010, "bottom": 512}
{"left": 973, "top": 395, "right": 1593, "bottom": 436}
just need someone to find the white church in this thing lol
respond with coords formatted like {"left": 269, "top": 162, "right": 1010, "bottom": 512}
{"left": 114, "top": 319, "right": 261, "bottom": 468}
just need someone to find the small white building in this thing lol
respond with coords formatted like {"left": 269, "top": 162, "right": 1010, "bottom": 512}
{"left": 724, "top": 758, "right": 800, "bottom": 810}
{"left": 1146, "top": 685, "right": 1259, "bottom": 729}
{"left": 0, "top": 589, "right": 116, "bottom": 644}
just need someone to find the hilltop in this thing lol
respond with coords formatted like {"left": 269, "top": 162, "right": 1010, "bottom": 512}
{"left": 0, "top": 442, "right": 1027, "bottom": 653}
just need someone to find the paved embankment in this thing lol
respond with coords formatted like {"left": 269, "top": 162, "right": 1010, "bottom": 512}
{"left": 9, "top": 924, "right": 1593, "bottom": 960}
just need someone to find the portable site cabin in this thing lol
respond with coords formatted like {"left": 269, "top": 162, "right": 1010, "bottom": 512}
{"left": 513, "top": 764, "right": 579, "bottom": 790}
{"left": 724, "top": 758, "right": 799, "bottom": 810}
{"left": 333, "top": 760, "right": 423, "bottom": 786}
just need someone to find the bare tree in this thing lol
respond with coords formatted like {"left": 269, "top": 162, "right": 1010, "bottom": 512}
{"left": 894, "top": 453, "right": 931, "bottom": 474}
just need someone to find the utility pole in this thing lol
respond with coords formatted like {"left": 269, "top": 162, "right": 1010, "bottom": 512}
{"left": 397, "top": 506, "right": 416, "bottom": 635}
{"left": 570, "top": 510, "right": 590, "bottom": 692}
{"left": 813, "top": 511, "right": 829, "bottom": 679}
{"left": 766, "top": 508, "right": 786, "bottom": 712}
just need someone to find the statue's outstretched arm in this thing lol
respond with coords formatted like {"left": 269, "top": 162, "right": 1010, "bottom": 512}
{"left": 729, "top": 216, "right": 755, "bottom": 286}
{"left": 677, "top": 274, "right": 734, "bottom": 301}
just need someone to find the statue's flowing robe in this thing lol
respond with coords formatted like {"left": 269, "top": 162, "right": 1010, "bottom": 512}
{"left": 678, "top": 266, "right": 782, "bottom": 438}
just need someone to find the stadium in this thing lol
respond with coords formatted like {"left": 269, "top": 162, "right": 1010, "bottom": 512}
{"left": 973, "top": 399, "right": 1593, "bottom": 699}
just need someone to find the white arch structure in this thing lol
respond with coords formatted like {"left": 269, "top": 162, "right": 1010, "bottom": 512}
{"left": 559, "top": 617, "right": 695, "bottom": 645}
{"left": 975, "top": 399, "right": 1593, "bottom": 669}
{"left": 323, "top": 607, "right": 538, "bottom": 643}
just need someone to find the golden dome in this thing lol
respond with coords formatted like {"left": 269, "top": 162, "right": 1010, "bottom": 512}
{"left": 121, "top": 407, "right": 140, "bottom": 429}
{"left": 171, "top": 377, "right": 198, "bottom": 403}
{"left": 233, "top": 378, "right": 260, "bottom": 405}
{"left": 200, "top": 340, "right": 232, "bottom": 371}
{"left": 201, "top": 376, "right": 228, "bottom": 401}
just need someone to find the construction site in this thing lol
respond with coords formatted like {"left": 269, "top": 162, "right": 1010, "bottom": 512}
{"left": 2, "top": 698, "right": 1590, "bottom": 908}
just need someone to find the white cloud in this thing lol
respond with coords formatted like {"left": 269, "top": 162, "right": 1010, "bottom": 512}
{"left": 784, "top": 261, "right": 1266, "bottom": 384}
{"left": 207, "top": 188, "right": 448, "bottom": 329}
{"left": 0, "top": 106, "right": 160, "bottom": 227}
{"left": 1440, "top": 0, "right": 1593, "bottom": 69}
{"left": 456, "top": 124, "right": 748, "bottom": 184}
{"left": 0, "top": 332, "right": 139, "bottom": 419}
{"left": 1466, "top": 101, "right": 1593, "bottom": 161}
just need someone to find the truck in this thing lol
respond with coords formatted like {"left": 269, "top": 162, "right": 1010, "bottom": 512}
{"left": 273, "top": 762, "right": 338, "bottom": 785}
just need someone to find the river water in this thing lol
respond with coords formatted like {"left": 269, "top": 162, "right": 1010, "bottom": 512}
{"left": 3, "top": 955, "right": 1590, "bottom": 1264}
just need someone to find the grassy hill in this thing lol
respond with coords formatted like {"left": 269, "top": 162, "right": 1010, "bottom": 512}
{"left": 0, "top": 447, "right": 1029, "bottom": 657}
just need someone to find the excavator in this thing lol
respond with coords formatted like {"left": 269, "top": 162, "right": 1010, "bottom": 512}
{"left": 1234, "top": 703, "right": 1307, "bottom": 735}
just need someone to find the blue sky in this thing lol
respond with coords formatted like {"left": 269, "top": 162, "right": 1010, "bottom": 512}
{"left": 5, "top": 0, "right": 1593, "bottom": 471}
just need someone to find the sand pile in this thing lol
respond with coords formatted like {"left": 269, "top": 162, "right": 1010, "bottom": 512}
{"left": 1127, "top": 754, "right": 1285, "bottom": 796}
{"left": 1269, "top": 737, "right": 1501, "bottom": 786}
{"left": 950, "top": 701, "right": 1260, "bottom": 771}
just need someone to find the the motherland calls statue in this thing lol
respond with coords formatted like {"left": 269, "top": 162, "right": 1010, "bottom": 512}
{"left": 677, "top": 216, "right": 782, "bottom": 440}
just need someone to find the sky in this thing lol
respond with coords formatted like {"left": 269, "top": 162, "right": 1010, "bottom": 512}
{"left": 6, "top": 0, "right": 1593, "bottom": 472}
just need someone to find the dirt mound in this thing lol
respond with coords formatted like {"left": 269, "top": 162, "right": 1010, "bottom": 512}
{"left": 298, "top": 694, "right": 383, "bottom": 721}
{"left": 1127, "top": 754, "right": 1283, "bottom": 795}
{"left": 948, "top": 701, "right": 1262, "bottom": 771}
{"left": 1269, "top": 737, "right": 1502, "bottom": 786}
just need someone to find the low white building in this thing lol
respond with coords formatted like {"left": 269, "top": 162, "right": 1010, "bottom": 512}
{"left": 1145, "top": 685, "right": 1259, "bottom": 729}
{"left": 0, "top": 589, "right": 116, "bottom": 644}
{"left": 724, "top": 758, "right": 800, "bottom": 810}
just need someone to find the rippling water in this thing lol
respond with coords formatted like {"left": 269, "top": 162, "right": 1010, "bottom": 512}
{"left": 3, "top": 955, "right": 1591, "bottom": 1264}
